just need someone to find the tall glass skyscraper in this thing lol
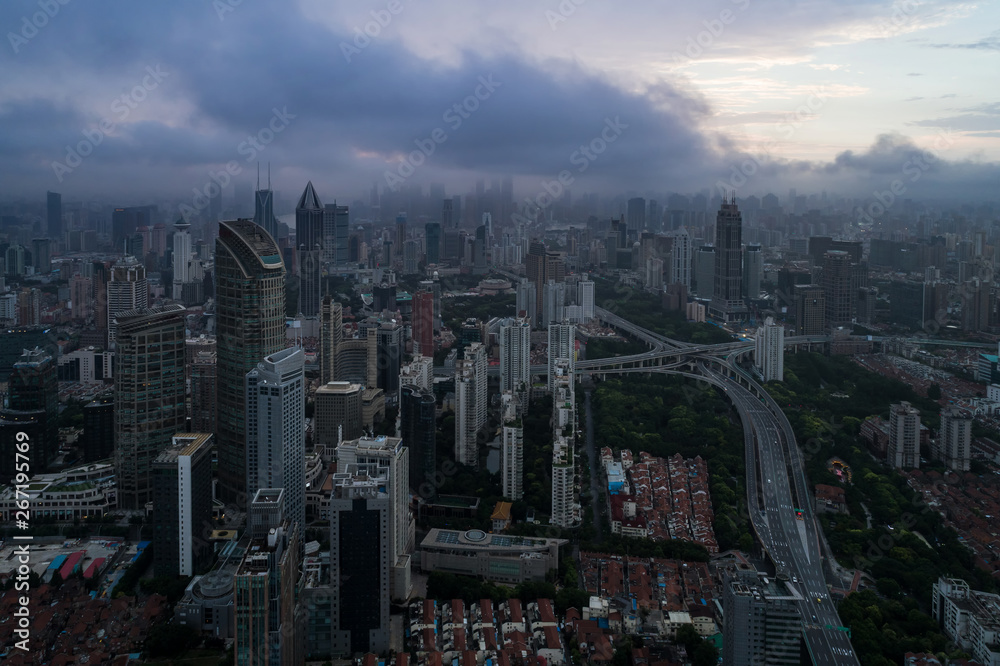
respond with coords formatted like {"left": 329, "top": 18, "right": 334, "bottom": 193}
{"left": 295, "top": 181, "right": 323, "bottom": 316}
{"left": 710, "top": 196, "right": 748, "bottom": 322}
{"left": 216, "top": 219, "right": 286, "bottom": 507}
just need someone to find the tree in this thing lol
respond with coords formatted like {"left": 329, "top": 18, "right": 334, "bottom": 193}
{"left": 927, "top": 383, "right": 942, "bottom": 400}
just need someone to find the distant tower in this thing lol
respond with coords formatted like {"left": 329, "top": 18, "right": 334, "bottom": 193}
{"left": 296, "top": 181, "right": 324, "bottom": 317}
{"left": 46, "top": 191, "right": 62, "bottom": 239}
{"left": 887, "top": 402, "right": 921, "bottom": 469}
{"left": 215, "top": 219, "right": 286, "bottom": 507}
{"left": 172, "top": 219, "right": 193, "bottom": 300}
{"left": 455, "top": 343, "right": 487, "bottom": 467}
{"left": 499, "top": 316, "right": 531, "bottom": 406}
{"left": 822, "top": 250, "right": 852, "bottom": 330}
{"left": 547, "top": 322, "right": 575, "bottom": 393}
{"left": 320, "top": 295, "right": 343, "bottom": 385}
{"left": 107, "top": 253, "right": 148, "bottom": 346}
{"left": 500, "top": 392, "right": 524, "bottom": 501}
{"left": 253, "top": 165, "right": 278, "bottom": 240}
{"left": 670, "top": 228, "right": 692, "bottom": 289}
{"left": 400, "top": 385, "right": 436, "bottom": 491}
{"left": 754, "top": 317, "right": 784, "bottom": 382}
{"left": 710, "top": 196, "right": 747, "bottom": 322}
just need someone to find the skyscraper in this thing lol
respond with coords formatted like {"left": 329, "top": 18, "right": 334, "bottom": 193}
{"left": 314, "top": 381, "right": 364, "bottom": 458}
{"left": 152, "top": 433, "right": 214, "bottom": 578}
{"left": 82, "top": 396, "right": 114, "bottom": 463}
{"left": 246, "top": 347, "right": 306, "bottom": 540}
{"left": 400, "top": 385, "right": 436, "bottom": 491}
{"left": 722, "top": 570, "right": 803, "bottom": 665}
{"left": 743, "top": 243, "right": 762, "bottom": 299}
{"left": 323, "top": 202, "right": 350, "bottom": 265}
{"left": 710, "top": 196, "right": 747, "bottom": 322}
{"left": 822, "top": 250, "right": 852, "bottom": 329}
{"left": 172, "top": 219, "right": 193, "bottom": 301}
{"left": 425, "top": 222, "right": 441, "bottom": 265}
{"left": 296, "top": 181, "right": 324, "bottom": 317}
{"left": 515, "top": 278, "right": 537, "bottom": 322}
{"left": 542, "top": 280, "right": 566, "bottom": 328}
{"left": 500, "top": 392, "right": 523, "bottom": 501}
{"left": 577, "top": 279, "right": 595, "bottom": 320}
{"left": 938, "top": 407, "right": 971, "bottom": 472}
{"left": 6, "top": 347, "right": 58, "bottom": 473}
{"left": 412, "top": 291, "right": 434, "bottom": 357}
{"left": 46, "top": 191, "right": 61, "bottom": 239}
{"left": 550, "top": 358, "right": 578, "bottom": 528}
{"left": 190, "top": 351, "right": 217, "bottom": 434}
{"left": 547, "top": 322, "right": 575, "bottom": 394}
{"left": 754, "top": 317, "right": 784, "bottom": 382}
{"left": 320, "top": 296, "right": 343, "bottom": 385}
{"left": 455, "top": 342, "right": 487, "bottom": 467}
{"left": 670, "top": 228, "right": 691, "bottom": 289}
{"left": 499, "top": 316, "right": 531, "bottom": 404}
{"left": 693, "top": 246, "right": 715, "bottom": 300}
{"left": 526, "top": 240, "right": 565, "bottom": 323}
{"left": 253, "top": 170, "right": 277, "bottom": 241}
{"left": 216, "top": 219, "right": 286, "bottom": 507}
{"left": 114, "top": 304, "right": 187, "bottom": 509}
{"left": 31, "top": 238, "right": 51, "bottom": 275}
{"left": 887, "top": 401, "right": 921, "bottom": 469}
{"left": 794, "top": 284, "right": 825, "bottom": 335}
{"left": 107, "top": 253, "right": 148, "bottom": 345}
{"left": 627, "top": 197, "right": 646, "bottom": 230}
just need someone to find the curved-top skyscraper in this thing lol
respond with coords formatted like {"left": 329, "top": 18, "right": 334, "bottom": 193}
{"left": 215, "top": 219, "right": 286, "bottom": 507}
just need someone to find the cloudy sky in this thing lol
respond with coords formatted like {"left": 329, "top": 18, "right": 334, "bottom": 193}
{"left": 1, "top": 0, "right": 998, "bottom": 206}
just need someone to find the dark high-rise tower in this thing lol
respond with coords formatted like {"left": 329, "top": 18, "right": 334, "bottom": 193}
{"left": 296, "top": 181, "right": 324, "bottom": 317}
{"left": 46, "top": 191, "right": 61, "bottom": 239}
{"left": 710, "top": 196, "right": 748, "bottom": 322}
{"left": 400, "top": 385, "right": 436, "bottom": 491}
{"left": 216, "top": 219, "right": 286, "bottom": 507}
{"left": 425, "top": 222, "right": 441, "bottom": 265}
{"left": 627, "top": 197, "right": 646, "bottom": 230}
{"left": 822, "top": 250, "right": 852, "bottom": 330}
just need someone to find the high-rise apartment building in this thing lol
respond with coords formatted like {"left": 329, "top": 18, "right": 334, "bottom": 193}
{"left": 412, "top": 290, "right": 434, "bottom": 356}
{"left": 542, "top": 280, "right": 566, "bottom": 327}
{"left": 754, "top": 317, "right": 784, "bottom": 382}
{"left": 501, "top": 392, "right": 523, "bottom": 501}
{"left": 710, "top": 197, "right": 747, "bottom": 322}
{"left": 246, "top": 347, "right": 306, "bottom": 540}
{"left": 114, "top": 305, "right": 187, "bottom": 509}
{"left": 516, "top": 278, "right": 537, "bottom": 322}
{"left": 822, "top": 250, "right": 853, "bottom": 329}
{"left": 526, "top": 241, "right": 565, "bottom": 323}
{"left": 794, "top": 285, "right": 826, "bottom": 336}
{"left": 670, "top": 228, "right": 692, "bottom": 289}
{"left": 499, "top": 316, "right": 531, "bottom": 405}
{"left": 550, "top": 358, "right": 578, "bottom": 528}
{"left": 887, "top": 401, "right": 921, "bottom": 469}
{"left": 455, "top": 342, "right": 487, "bottom": 467}
{"left": 693, "top": 245, "right": 715, "bottom": 300}
{"left": 216, "top": 219, "right": 286, "bottom": 507}
{"left": 323, "top": 203, "right": 350, "bottom": 265}
{"left": 152, "top": 433, "right": 213, "bottom": 578}
{"left": 547, "top": 322, "right": 575, "bottom": 394}
{"left": 172, "top": 219, "right": 193, "bottom": 300}
{"left": 400, "top": 385, "right": 436, "bottom": 491}
{"left": 425, "top": 222, "right": 441, "bottom": 265}
{"left": 296, "top": 181, "right": 324, "bottom": 317}
{"left": 938, "top": 408, "right": 972, "bottom": 473}
{"left": 743, "top": 244, "right": 762, "bottom": 299}
{"left": 190, "top": 351, "right": 217, "bottom": 434}
{"left": 320, "top": 296, "right": 343, "bottom": 385}
{"left": 577, "top": 279, "right": 595, "bottom": 320}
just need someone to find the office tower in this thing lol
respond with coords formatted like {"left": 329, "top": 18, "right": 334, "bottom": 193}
{"left": 371, "top": 321, "right": 402, "bottom": 403}
{"left": 822, "top": 250, "right": 852, "bottom": 329}
{"left": 501, "top": 392, "right": 523, "bottom": 501}
{"left": 336, "top": 436, "right": 412, "bottom": 600}
{"left": 6, "top": 348, "right": 58, "bottom": 472}
{"left": 395, "top": 213, "right": 407, "bottom": 261}
{"left": 939, "top": 408, "right": 972, "bottom": 473}
{"left": 330, "top": 464, "right": 391, "bottom": 656}
{"left": 114, "top": 305, "right": 187, "bottom": 509}
{"left": 754, "top": 317, "right": 784, "bottom": 382}
{"left": 627, "top": 197, "right": 646, "bottom": 230}
{"left": 46, "top": 191, "right": 62, "bottom": 239}
{"left": 425, "top": 222, "right": 441, "bottom": 265}
{"left": 107, "top": 253, "right": 148, "bottom": 345}
{"left": 412, "top": 290, "right": 434, "bottom": 356}
{"left": 743, "top": 244, "right": 762, "bottom": 299}
{"left": 246, "top": 347, "right": 306, "bottom": 541}
{"left": 82, "top": 396, "right": 114, "bottom": 462}
{"left": 152, "top": 433, "right": 213, "bottom": 578}
{"left": 190, "top": 351, "right": 217, "bottom": 433}
{"left": 542, "top": 280, "right": 566, "bottom": 328}
{"left": 296, "top": 181, "right": 324, "bottom": 317}
{"left": 577, "top": 279, "right": 595, "bottom": 320}
{"left": 403, "top": 239, "right": 419, "bottom": 274}
{"left": 548, "top": 322, "right": 575, "bottom": 394}
{"left": 693, "top": 246, "right": 715, "bottom": 299}
{"left": 31, "top": 238, "right": 51, "bottom": 274}
{"left": 526, "top": 240, "right": 565, "bottom": 322}
{"left": 499, "top": 316, "right": 531, "bottom": 405}
{"left": 550, "top": 358, "right": 577, "bottom": 528}
{"left": 322, "top": 203, "right": 350, "bottom": 265}
{"left": 372, "top": 283, "right": 396, "bottom": 313}
{"left": 722, "top": 570, "right": 803, "bottom": 665}
{"left": 888, "top": 279, "right": 924, "bottom": 329}
{"left": 400, "top": 385, "right": 436, "bottom": 491}
{"left": 235, "top": 489, "right": 301, "bottom": 666}
{"left": 315, "top": 381, "right": 364, "bottom": 457}
{"left": 69, "top": 275, "right": 92, "bottom": 322}
{"left": 888, "top": 401, "right": 921, "bottom": 469}
{"left": 670, "top": 228, "right": 691, "bottom": 289}
{"left": 172, "top": 219, "right": 193, "bottom": 300}
{"left": 216, "top": 219, "right": 286, "bottom": 507}
{"left": 442, "top": 198, "right": 454, "bottom": 228}
{"left": 473, "top": 223, "right": 487, "bottom": 274}
{"left": 455, "top": 342, "right": 487, "bottom": 467}
{"left": 254, "top": 173, "right": 277, "bottom": 241}
{"left": 794, "top": 285, "right": 825, "bottom": 336}
{"left": 515, "top": 279, "right": 537, "bottom": 322}
{"left": 320, "top": 296, "right": 343, "bottom": 384}
{"left": 710, "top": 196, "right": 748, "bottom": 322}
{"left": 961, "top": 278, "right": 991, "bottom": 333}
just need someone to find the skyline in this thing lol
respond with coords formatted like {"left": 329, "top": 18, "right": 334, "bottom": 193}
{"left": 1, "top": 0, "right": 999, "bottom": 206}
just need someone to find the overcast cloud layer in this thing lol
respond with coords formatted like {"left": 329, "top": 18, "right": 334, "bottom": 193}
{"left": 0, "top": 0, "right": 997, "bottom": 204}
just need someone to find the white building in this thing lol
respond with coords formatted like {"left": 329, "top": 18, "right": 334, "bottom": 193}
{"left": 887, "top": 401, "right": 921, "bottom": 469}
{"left": 501, "top": 392, "right": 523, "bottom": 501}
{"left": 550, "top": 358, "right": 579, "bottom": 528}
{"left": 172, "top": 219, "right": 193, "bottom": 300}
{"left": 455, "top": 342, "right": 487, "bottom": 467}
{"left": 932, "top": 577, "right": 1000, "bottom": 666}
{"left": 400, "top": 355, "right": 433, "bottom": 391}
{"left": 547, "top": 322, "right": 575, "bottom": 394}
{"left": 542, "top": 280, "right": 566, "bottom": 328}
{"left": 939, "top": 407, "right": 972, "bottom": 472}
{"left": 107, "top": 254, "right": 147, "bottom": 344}
{"left": 577, "top": 279, "right": 595, "bottom": 320}
{"left": 499, "top": 316, "right": 531, "bottom": 406}
{"left": 245, "top": 347, "right": 306, "bottom": 539}
{"left": 754, "top": 317, "right": 784, "bottom": 382}
{"left": 0, "top": 462, "right": 114, "bottom": 522}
